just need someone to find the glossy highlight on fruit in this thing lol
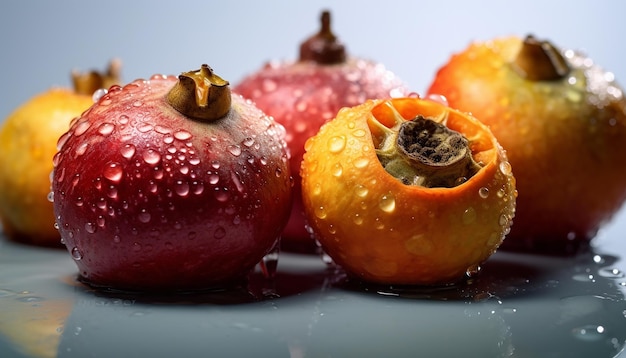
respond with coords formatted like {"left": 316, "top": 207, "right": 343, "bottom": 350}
{"left": 0, "top": 60, "right": 121, "bottom": 246}
{"left": 51, "top": 65, "right": 292, "bottom": 292}
{"left": 427, "top": 35, "right": 626, "bottom": 252}
{"left": 301, "top": 96, "right": 516, "bottom": 285}
{"left": 235, "top": 10, "right": 408, "bottom": 251}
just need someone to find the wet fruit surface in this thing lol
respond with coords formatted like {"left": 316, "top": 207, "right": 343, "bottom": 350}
{"left": 51, "top": 65, "right": 292, "bottom": 292}
{"left": 300, "top": 97, "right": 516, "bottom": 285}
{"left": 427, "top": 36, "right": 626, "bottom": 252}
{"left": 0, "top": 61, "right": 121, "bottom": 246}
{"left": 235, "top": 11, "right": 408, "bottom": 250}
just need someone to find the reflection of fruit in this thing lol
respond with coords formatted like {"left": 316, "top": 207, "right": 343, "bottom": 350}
{"left": 427, "top": 35, "right": 626, "bottom": 252}
{"left": 51, "top": 65, "right": 292, "bottom": 292}
{"left": 235, "top": 11, "right": 408, "bottom": 251}
{"left": 0, "top": 297, "right": 70, "bottom": 358}
{"left": 301, "top": 97, "right": 516, "bottom": 285}
{"left": 0, "top": 60, "right": 121, "bottom": 246}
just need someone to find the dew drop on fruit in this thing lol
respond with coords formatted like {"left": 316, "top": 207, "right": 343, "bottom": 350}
{"left": 179, "top": 166, "right": 189, "bottom": 175}
{"left": 499, "top": 161, "right": 512, "bottom": 176}
{"left": 214, "top": 226, "right": 226, "bottom": 239}
{"left": 47, "top": 191, "right": 54, "bottom": 203}
{"left": 328, "top": 136, "right": 346, "bottom": 153}
{"left": 164, "top": 135, "right": 174, "bottom": 144}
{"left": 137, "top": 123, "right": 154, "bottom": 133}
{"left": 353, "top": 157, "right": 369, "bottom": 169}
{"left": 189, "top": 157, "right": 200, "bottom": 166}
{"left": 242, "top": 137, "right": 255, "bottom": 147}
{"left": 175, "top": 181, "right": 190, "bottom": 196}
{"left": 71, "top": 247, "right": 83, "bottom": 261}
{"left": 75, "top": 142, "right": 88, "bottom": 156}
{"left": 315, "top": 206, "right": 327, "bottom": 219}
{"left": 98, "top": 122, "right": 115, "bottom": 136}
{"left": 133, "top": 100, "right": 143, "bottom": 107}
{"left": 228, "top": 144, "right": 242, "bottom": 157}
{"left": 142, "top": 149, "right": 161, "bottom": 165}
{"left": 479, "top": 187, "right": 490, "bottom": 199}
{"left": 85, "top": 222, "right": 96, "bottom": 234}
{"left": 174, "top": 130, "right": 192, "bottom": 141}
{"left": 118, "top": 115, "right": 129, "bottom": 125}
{"left": 332, "top": 163, "right": 343, "bottom": 177}
{"left": 208, "top": 173, "right": 220, "bottom": 185}
{"left": 462, "top": 207, "right": 477, "bottom": 224}
{"left": 214, "top": 189, "right": 229, "bottom": 202}
{"left": 138, "top": 210, "right": 151, "bottom": 223}
{"left": 499, "top": 214, "right": 509, "bottom": 227}
{"left": 92, "top": 88, "right": 108, "bottom": 102}
{"left": 103, "top": 162, "right": 123, "bottom": 183}
{"left": 355, "top": 184, "right": 369, "bottom": 198}
{"left": 192, "top": 181, "right": 204, "bottom": 195}
{"left": 120, "top": 144, "right": 136, "bottom": 159}
{"left": 73, "top": 121, "right": 91, "bottom": 136}
{"left": 57, "top": 132, "right": 71, "bottom": 150}
{"left": 379, "top": 193, "right": 396, "bottom": 213}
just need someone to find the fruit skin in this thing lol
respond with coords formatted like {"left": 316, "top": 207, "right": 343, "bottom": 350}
{"left": 51, "top": 72, "right": 292, "bottom": 292}
{"left": 235, "top": 11, "right": 408, "bottom": 251}
{"left": 0, "top": 89, "right": 94, "bottom": 246}
{"left": 427, "top": 36, "right": 626, "bottom": 252}
{"left": 301, "top": 97, "right": 516, "bottom": 285}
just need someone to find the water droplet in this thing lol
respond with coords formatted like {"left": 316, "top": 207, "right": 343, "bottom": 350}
{"left": 259, "top": 241, "right": 280, "bottom": 279}
{"left": 228, "top": 145, "right": 242, "bottom": 156}
{"left": 120, "top": 144, "right": 136, "bottom": 159}
{"left": 331, "top": 163, "right": 343, "bottom": 177}
{"left": 138, "top": 210, "right": 151, "bottom": 223}
{"left": 118, "top": 114, "right": 129, "bottom": 124}
{"left": 189, "top": 157, "right": 200, "bottom": 166}
{"left": 353, "top": 157, "right": 369, "bottom": 169}
{"left": 85, "top": 222, "right": 96, "bottom": 234}
{"left": 315, "top": 206, "right": 327, "bottom": 219}
{"left": 275, "top": 167, "right": 283, "bottom": 177}
{"left": 352, "top": 129, "right": 366, "bottom": 137}
{"left": 572, "top": 274, "right": 596, "bottom": 282}
{"left": 214, "top": 188, "right": 229, "bottom": 202}
{"left": 242, "top": 137, "right": 255, "bottom": 147}
{"left": 103, "top": 162, "right": 123, "bottom": 182}
{"left": 355, "top": 184, "right": 369, "bottom": 198}
{"left": 598, "top": 268, "right": 625, "bottom": 278}
{"left": 499, "top": 214, "right": 509, "bottom": 227}
{"left": 462, "top": 207, "right": 477, "bottom": 224}
{"left": 75, "top": 142, "right": 89, "bottom": 156}
{"left": 71, "top": 247, "right": 83, "bottom": 260}
{"left": 47, "top": 191, "right": 54, "bottom": 203}
{"left": 137, "top": 123, "right": 153, "bottom": 133}
{"left": 466, "top": 264, "right": 481, "bottom": 278}
{"left": 192, "top": 182, "right": 204, "bottom": 195}
{"left": 499, "top": 161, "right": 512, "bottom": 176}
{"left": 379, "top": 193, "right": 396, "bottom": 213}
{"left": 98, "top": 122, "right": 115, "bottom": 136}
{"left": 175, "top": 181, "right": 190, "bottom": 196}
{"left": 208, "top": 173, "right": 220, "bottom": 185}
{"left": 174, "top": 130, "right": 192, "bottom": 141}
{"left": 214, "top": 226, "right": 226, "bottom": 239}
{"left": 133, "top": 100, "right": 143, "bottom": 107}
{"left": 57, "top": 132, "right": 71, "bottom": 150}
{"left": 572, "top": 325, "right": 605, "bottom": 341}
{"left": 353, "top": 214, "right": 364, "bottom": 225}
{"left": 142, "top": 149, "right": 161, "bottom": 165}
{"left": 73, "top": 121, "right": 91, "bottom": 136}
{"left": 92, "top": 88, "right": 108, "bottom": 102}
{"left": 328, "top": 136, "right": 346, "bottom": 153}
{"left": 179, "top": 166, "right": 189, "bottom": 175}
{"left": 479, "top": 187, "right": 490, "bottom": 199}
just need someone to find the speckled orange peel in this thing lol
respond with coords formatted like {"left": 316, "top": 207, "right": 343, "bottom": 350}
{"left": 427, "top": 35, "right": 626, "bottom": 252}
{"left": 300, "top": 96, "right": 517, "bottom": 286}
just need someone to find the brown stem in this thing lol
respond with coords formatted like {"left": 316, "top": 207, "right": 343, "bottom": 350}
{"left": 71, "top": 58, "right": 122, "bottom": 95}
{"left": 167, "top": 64, "right": 231, "bottom": 122}
{"left": 298, "top": 10, "right": 346, "bottom": 65}
{"left": 512, "top": 35, "right": 570, "bottom": 81}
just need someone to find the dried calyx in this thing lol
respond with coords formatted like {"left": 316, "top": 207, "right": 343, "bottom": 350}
{"left": 167, "top": 64, "right": 231, "bottom": 122}
{"left": 512, "top": 35, "right": 570, "bottom": 81}
{"left": 374, "top": 110, "right": 481, "bottom": 188}
{"left": 299, "top": 10, "right": 346, "bottom": 65}
{"left": 71, "top": 58, "right": 122, "bottom": 95}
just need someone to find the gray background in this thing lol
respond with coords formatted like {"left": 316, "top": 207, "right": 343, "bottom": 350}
{"left": 1, "top": 1, "right": 625, "bottom": 121}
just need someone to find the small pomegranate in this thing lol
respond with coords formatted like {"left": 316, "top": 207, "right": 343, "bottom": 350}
{"left": 51, "top": 65, "right": 293, "bottom": 292}
{"left": 235, "top": 10, "right": 409, "bottom": 251}
{"left": 0, "top": 60, "right": 121, "bottom": 246}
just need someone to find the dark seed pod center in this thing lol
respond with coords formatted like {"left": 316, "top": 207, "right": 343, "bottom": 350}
{"left": 397, "top": 116, "right": 469, "bottom": 167}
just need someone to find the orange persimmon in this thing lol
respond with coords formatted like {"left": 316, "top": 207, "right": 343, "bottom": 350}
{"left": 301, "top": 96, "right": 516, "bottom": 285}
